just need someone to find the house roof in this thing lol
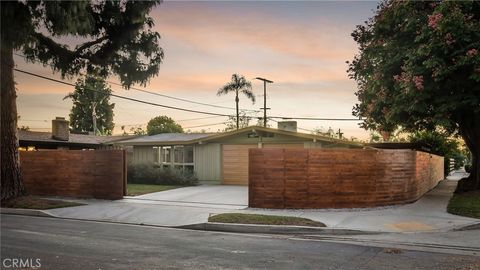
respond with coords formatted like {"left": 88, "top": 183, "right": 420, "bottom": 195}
{"left": 116, "top": 132, "right": 214, "bottom": 145}
{"left": 365, "top": 142, "right": 434, "bottom": 153}
{"left": 18, "top": 130, "right": 133, "bottom": 145}
{"left": 115, "top": 126, "right": 363, "bottom": 147}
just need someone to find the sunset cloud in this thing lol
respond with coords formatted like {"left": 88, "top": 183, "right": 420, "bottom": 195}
{"left": 15, "top": 1, "right": 378, "bottom": 139}
{"left": 154, "top": 2, "right": 357, "bottom": 62}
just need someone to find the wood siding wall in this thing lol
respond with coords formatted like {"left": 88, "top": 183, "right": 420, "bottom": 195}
{"left": 249, "top": 149, "right": 444, "bottom": 209}
{"left": 222, "top": 143, "right": 304, "bottom": 185}
{"left": 20, "top": 150, "right": 126, "bottom": 200}
{"left": 222, "top": 144, "right": 259, "bottom": 185}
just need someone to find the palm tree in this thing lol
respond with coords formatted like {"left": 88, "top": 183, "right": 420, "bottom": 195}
{"left": 217, "top": 74, "right": 256, "bottom": 130}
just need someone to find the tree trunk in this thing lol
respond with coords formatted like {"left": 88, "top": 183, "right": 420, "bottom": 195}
{"left": 1, "top": 44, "right": 26, "bottom": 201}
{"left": 456, "top": 111, "right": 480, "bottom": 192}
{"left": 235, "top": 91, "right": 239, "bottom": 130}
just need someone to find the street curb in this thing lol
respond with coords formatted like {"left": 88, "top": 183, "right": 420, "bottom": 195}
{"left": 0, "top": 210, "right": 380, "bottom": 236}
{"left": 453, "top": 222, "right": 480, "bottom": 231}
{"left": 178, "top": 222, "right": 382, "bottom": 235}
{"left": 0, "top": 208, "right": 57, "bottom": 218}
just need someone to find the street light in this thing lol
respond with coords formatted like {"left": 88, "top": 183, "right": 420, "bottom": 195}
{"left": 254, "top": 77, "right": 273, "bottom": 127}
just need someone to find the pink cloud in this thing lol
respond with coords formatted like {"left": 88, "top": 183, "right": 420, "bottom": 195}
{"left": 153, "top": 4, "right": 356, "bottom": 62}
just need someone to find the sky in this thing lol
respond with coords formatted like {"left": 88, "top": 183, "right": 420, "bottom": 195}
{"left": 15, "top": 1, "right": 380, "bottom": 140}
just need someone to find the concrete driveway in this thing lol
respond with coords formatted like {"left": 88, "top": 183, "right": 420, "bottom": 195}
{"left": 123, "top": 185, "right": 248, "bottom": 209}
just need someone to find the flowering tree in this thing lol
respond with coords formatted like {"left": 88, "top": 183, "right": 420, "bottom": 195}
{"left": 348, "top": 1, "right": 480, "bottom": 191}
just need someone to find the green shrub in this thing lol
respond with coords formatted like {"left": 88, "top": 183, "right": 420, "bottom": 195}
{"left": 408, "top": 131, "right": 466, "bottom": 175}
{"left": 127, "top": 163, "right": 198, "bottom": 186}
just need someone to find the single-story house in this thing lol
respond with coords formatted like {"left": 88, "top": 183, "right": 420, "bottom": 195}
{"left": 19, "top": 117, "right": 133, "bottom": 150}
{"left": 115, "top": 122, "right": 362, "bottom": 185}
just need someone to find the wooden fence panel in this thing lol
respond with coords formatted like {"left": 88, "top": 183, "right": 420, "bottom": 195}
{"left": 249, "top": 149, "right": 444, "bottom": 209}
{"left": 20, "top": 150, "right": 126, "bottom": 200}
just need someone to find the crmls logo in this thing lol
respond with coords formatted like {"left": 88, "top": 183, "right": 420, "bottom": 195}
{"left": 2, "top": 258, "right": 41, "bottom": 269}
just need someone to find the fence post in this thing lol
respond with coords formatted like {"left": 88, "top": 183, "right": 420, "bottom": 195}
{"left": 449, "top": 158, "right": 455, "bottom": 174}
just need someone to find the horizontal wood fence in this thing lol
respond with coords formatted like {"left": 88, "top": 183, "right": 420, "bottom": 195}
{"left": 20, "top": 150, "right": 126, "bottom": 200}
{"left": 249, "top": 149, "right": 444, "bottom": 209}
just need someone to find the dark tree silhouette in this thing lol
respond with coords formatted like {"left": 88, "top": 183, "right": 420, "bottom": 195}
{"left": 147, "top": 116, "right": 184, "bottom": 135}
{"left": 64, "top": 75, "right": 115, "bottom": 135}
{"left": 1, "top": 1, "right": 164, "bottom": 200}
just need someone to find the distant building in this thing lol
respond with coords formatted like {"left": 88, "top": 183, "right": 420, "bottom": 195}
{"left": 18, "top": 117, "right": 133, "bottom": 150}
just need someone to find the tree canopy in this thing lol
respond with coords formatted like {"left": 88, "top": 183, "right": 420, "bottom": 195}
{"left": 4, "top": 1, "right": 163, "bottom": 88}
{"left": 348, "top": 0, "right": 480, "bottom": 191}
{"left": 147, "top": 116, "right": 184, "bottom": 135}
{"left": 224, "top": 112, "right": 251, "bottom": 132}
{"left": 409, "top": 131, "right": 465, "bottom": 174}
{"left": 64, "top": 75, "right": 115, "bottom": 135}
{"left": 1, "top": 1, "right": 163, "bottom": 201}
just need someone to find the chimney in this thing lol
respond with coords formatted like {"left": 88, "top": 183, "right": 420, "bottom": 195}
{"left": 52, "top": 117, "right": 69, "bottom": 141}
{"left": 277, "top": 121, "right": 297, "bottom": 132}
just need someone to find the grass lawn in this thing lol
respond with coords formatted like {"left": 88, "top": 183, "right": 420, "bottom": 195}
{"left": 1, "top": 196, "right": 84, "bottom": 210}
{"left": 208, "top": 213, "right": 326, "bottom": 227}
{"left": 447, "top": 190, "right": 480, "bottom": 219}
{"left": 126, "top": 184, "right": 183, "bottom": 196}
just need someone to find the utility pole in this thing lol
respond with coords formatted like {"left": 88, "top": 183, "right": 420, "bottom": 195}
{"left": 254, "top": 77, "right": 273, "bottom": 127}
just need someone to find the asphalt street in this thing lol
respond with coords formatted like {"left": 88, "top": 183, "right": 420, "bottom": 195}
{"left": 1, "top": 215, "right": 479, "bottom": 270}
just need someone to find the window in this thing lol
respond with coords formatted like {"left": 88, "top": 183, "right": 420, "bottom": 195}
{"left": 174, "top": 146, "right": 184, "bottom": 163}
{"left": 153, "top": 147, "right": 160, "bottom": 163}
{"left": 184, "top": 146, "right": 194, "bottom": 164}
{"left": 161, "top": 146, "right": 172, "bottom": 164}
{"left": 157, "top": 145, "right": 195, "bottom": 172}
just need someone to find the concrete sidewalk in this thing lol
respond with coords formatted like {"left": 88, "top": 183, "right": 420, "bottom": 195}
{"left": 243, "top": 172, "right": 477, "bottom": 233}
{"left": 43, "top": 171, "right": 478, "bottom": 232}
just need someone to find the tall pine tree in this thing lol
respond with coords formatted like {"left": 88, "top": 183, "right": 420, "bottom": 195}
{"left": 64, "top": 75, "right": 115, "bottom": 135}
{"left": 1, "top": 1, "right": 164, "bottom": 200}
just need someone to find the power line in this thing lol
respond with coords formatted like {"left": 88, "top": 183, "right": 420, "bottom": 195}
{"left": 117, "top": 123, "right": 147, "bottom": 127}
{"left": 18, "top": 119, "right": 49, "bottom": 122}
{"left": 269, "top": 116, "right": 362, "bottom": 121}
{"left": 15, "top": 68, "right": 235, "bottom": 118}
{"left": 184, "top": 122, "right": 226, "bottom": 129}
{"left": 115, "top": 116, "right": 225, "bottom": 127}
{"left": 14, "top": 68, "right": 364, "bottom": 122}
{"left": 177, "top": 115, "right": 225, "bottom": 122}
{"left": 14, "top": 52, "right": 259, "bottom": 113}
{"left": 111, "top": 82, "right": 260, "bottom": 113}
